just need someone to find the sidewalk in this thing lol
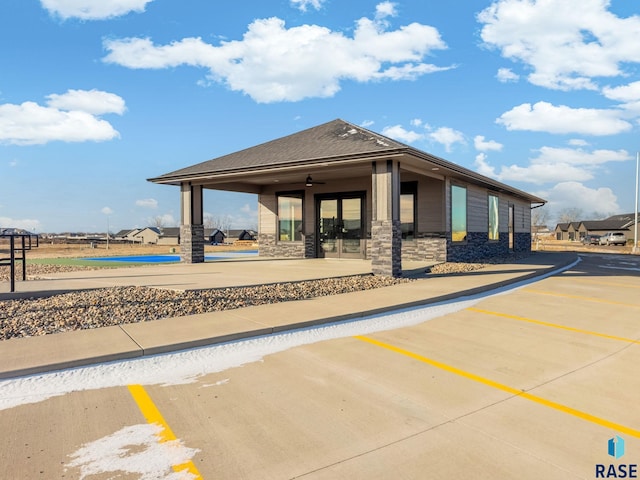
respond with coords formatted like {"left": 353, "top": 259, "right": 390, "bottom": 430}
{"left": 0, "top": 252, "right": 578, "bottom": 379}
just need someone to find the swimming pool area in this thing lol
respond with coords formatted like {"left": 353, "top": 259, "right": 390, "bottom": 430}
{"left": 84, "top": 251, "right": 258, "bottom": 263}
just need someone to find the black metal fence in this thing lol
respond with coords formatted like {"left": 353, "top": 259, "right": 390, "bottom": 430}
{"left": 0, "top": 229, "right": 39, "bottom": 293}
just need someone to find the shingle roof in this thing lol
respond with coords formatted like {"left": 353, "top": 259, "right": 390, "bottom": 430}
{"left": 148, "top": 118, "right": 546, "bottom": 203}
{"left": 149, "top": 119, "right": 405, "bottom": 181}
{"left": 580, "top": 220, "right": 631, "bottom": 231}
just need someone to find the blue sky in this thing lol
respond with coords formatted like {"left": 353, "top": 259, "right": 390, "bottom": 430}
{"left": 1, "top": 0, "right": 639, "bottom": 233}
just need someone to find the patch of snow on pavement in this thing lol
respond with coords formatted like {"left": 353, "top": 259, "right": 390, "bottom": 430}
{"left": 66, "top": 423, "right": 198, "bottom": 480}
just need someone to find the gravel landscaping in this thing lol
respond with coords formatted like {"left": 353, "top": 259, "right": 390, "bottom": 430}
{"left": 1, "top": 254, "right": 531, "bottom": 340}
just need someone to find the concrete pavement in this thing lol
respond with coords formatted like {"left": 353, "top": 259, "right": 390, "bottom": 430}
{"left": 0, "top": 252, "right": 578, "bottom": 379}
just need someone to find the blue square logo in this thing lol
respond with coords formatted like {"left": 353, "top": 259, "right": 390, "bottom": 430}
{"left": 608, "top": 436, "right": 625, "bottom": 459}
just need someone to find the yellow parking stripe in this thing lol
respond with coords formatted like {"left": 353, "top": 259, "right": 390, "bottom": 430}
{"left": 467, "top": 307, "right": 640, "bottom": 345}
{"left": 522, "top": 288, "right": 640, "bottom": 308}
{"left": 128, "top": 384, "right": 204, "bottom": 479}
{"left": 355, "top": 335, "right": 640, "bottom": 438}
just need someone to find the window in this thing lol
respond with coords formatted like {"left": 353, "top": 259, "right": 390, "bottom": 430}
{"left": 488, "top": 194, "right": 499, "bottom": 241}
{"left": 277, "top": 192, "right": 303, "bottom": 242}
{"left": 400, "top": 182, "right": 417, "bottom": 240}
{"left": 451, "top": 185, "right": 467, "bottom": 242}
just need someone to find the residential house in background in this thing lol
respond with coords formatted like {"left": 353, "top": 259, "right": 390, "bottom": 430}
{"left": 554, "top": 213, "right": 637, "bottom": 241}
{"left": 209, "top": 229, "right": 226, "bottom": 244}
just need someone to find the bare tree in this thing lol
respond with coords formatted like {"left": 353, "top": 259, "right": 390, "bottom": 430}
{"left": 151, "top": 216, "right": 166, "bottom": 232}
{"left": 203, "top": 214, "right": 215, "bottom": 229}
{"left": 208, "top": 214, "right": 233, "bottom": 234}
{"left": 531, "top": 205, "right": 549, "bottom": 228}
{"left": 531, "top": 205, "right": 550, "bottom": 241}
{"left": 557, "top": 207, "right": 583, "bottom": 224}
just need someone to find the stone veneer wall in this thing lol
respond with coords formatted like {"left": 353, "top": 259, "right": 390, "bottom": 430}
{"left": 180, "top": 224, "right": 205, "bottom": 263}
{"left": 446, "top": 231, "right": 532, "bottom": 262}
{"left": 401, "top": 234, "right": 447, "bottom": 263}
{"left": 258, "top": 233, "right": 305, "bottom": 258}
{"left": 370, "top": 220, "right": 402, "bottom": 277}
{"left": 304, "top": 233, "right": 316, "bottom": 258}
{"left": 446, "top": 232, "right": 508, "bottom": 263}
{"left": 514, "top": 232, "right": 532, "bottom": 253}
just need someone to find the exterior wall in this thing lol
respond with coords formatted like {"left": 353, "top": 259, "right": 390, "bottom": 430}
{"left": 401, "top": 235, "right": 447, "bottom": 262}
{"left": 398, "top": 173, "right": 447, "bottom": 262}
{"left": 259, "top": 177, "right": 372, "bottom": 259}
{"left": 257, "top": 193, "right": 305, "bottom": 258}
{"left": 445, "top": 183, "right": 532, "bottom": 262}
{"left": 133, "top": 229, "right": 160, "bottom": 244}
{"left": 157, "top": 236, "right": 179, "bottom": 246}
{"left": 256, "top": 171, "right": 534, "bottom": 265}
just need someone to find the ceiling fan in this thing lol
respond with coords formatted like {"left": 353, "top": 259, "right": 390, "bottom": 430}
{"left": 305, "top": 175, "right": 326, "bottom": 187}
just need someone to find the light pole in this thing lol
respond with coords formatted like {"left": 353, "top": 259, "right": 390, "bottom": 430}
{"left": 634, "top": 152, "right": 639, "bottom": 254}
{"left": 106, "top": 216, "right": 110, "bottom": 250}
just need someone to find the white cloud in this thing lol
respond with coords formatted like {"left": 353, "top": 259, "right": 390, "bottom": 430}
{"left": 478, "top": 0, "right": 640, "bottom": 91}
{"left": 135, "top": 198, "right": 158, "bottom": 209}
{"left": 0, "top": 217, "right": 41, "bottom": 232}
{"left": 602, "top": 81, "right": 640, "bottom": 103}
{"left": 381, "top": 124, "right": 423, "bottom": 143}
{"left": 0, "top": 90, "right": 124, "bottom": 145}
{"left": 568, "top": 139, "right": 589, "bottom": 147}
{"left": 474, "top": 135, "right": 503, "bottom": 152}
{"left": 41, "top": 0, "right": 153, "bottom": 20}
{"left": 46, "top": 89, "right": 126, "bottom": 115}
{"left": 602, "top": 81, "right": 640, "bottom": 114}
{"left": 496, "top": 67, "right": 519, "bottom": 83}
{"left": 474, "top": 153, "right": 496, "bottom": 178}
{"left": 475, "top": 146, "right": 631, "bottom": 185}
{"left": 428, "top": 127, "right": 465, "bottom": 152}
{"left": 539, "top": 181, "right": 619, "bottom": 216}
{"left": 103, "top": 8, "right": 449, "bottom": 103}
{"left": 101, "top": 207, "right": 114, "bottom": 215}
{"left": 361, "top": 119, "right": 375, "bottom": 127}
{"left": 496, "top": 101, "right": 632, "bottom": 135}
{"left": 534, "top": 146, "right": 630, "bottom": 166}
{"left": 290, "top": 0, "right": 325, "bottom": 12}
{"left": 375, "top": 1, "right": 398, "bottom": 20}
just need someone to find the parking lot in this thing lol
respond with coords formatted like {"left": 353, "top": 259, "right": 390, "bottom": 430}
{"left": 1, "top": 252, "right": 639, "bottom": 479}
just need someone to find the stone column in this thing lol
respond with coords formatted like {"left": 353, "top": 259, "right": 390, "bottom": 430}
{"left": 371, "top": 160, "right": 402, "bottom": 277}
{"left": 180, "top": 182, "right": 205, "bottom": 263}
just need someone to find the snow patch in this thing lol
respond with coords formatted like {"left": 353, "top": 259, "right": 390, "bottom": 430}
{"left": 66, "top": 423, "right": 198, "bottom": 480}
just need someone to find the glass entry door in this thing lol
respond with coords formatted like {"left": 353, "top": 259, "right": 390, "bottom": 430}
{"left": 317, "top": 194, "right": 365, "bottom": 259}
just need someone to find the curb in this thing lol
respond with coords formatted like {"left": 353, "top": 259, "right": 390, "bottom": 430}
{"left": 0, "top": 253, "right": 578, "bottom": 379}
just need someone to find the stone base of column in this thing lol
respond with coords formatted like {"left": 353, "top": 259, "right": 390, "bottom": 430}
{"left": 370, "top": 220, "right": 402, "bottom": 277}
{"left": 180, "top": 224, "right": 205, "bottom": 263}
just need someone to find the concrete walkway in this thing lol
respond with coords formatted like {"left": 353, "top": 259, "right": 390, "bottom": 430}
{"left": 0, "top": 252, "right": 577, "bottom": 379}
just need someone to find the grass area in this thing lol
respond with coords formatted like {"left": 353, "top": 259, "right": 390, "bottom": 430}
{"left": 26, "top": 257, "right": 155, "bottom": 268}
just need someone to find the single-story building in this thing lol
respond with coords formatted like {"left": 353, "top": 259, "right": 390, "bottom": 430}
{"left": 115, "top": 227, "right": 161, "bottom": 244}
{"left": 209, "top": 228, "right": 226, "bottom": 244}
{"left": 148, "top": 119, "right": 545, "bottom": 276}
{"left": 554, "top": 223, "right": 580, "bottom": 241}
{"left": 576, "top": 220, "right": 630, "bottom": 239}
{"left": 554, "top": 214, "right": 637, "bottom": 241}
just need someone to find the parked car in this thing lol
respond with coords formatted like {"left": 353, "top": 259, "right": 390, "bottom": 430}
{"left": 599, "top": 232, "right": 627, "bottom": 246}
{"left": 582, "top": 234, "right": 600, "bottom": 245}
